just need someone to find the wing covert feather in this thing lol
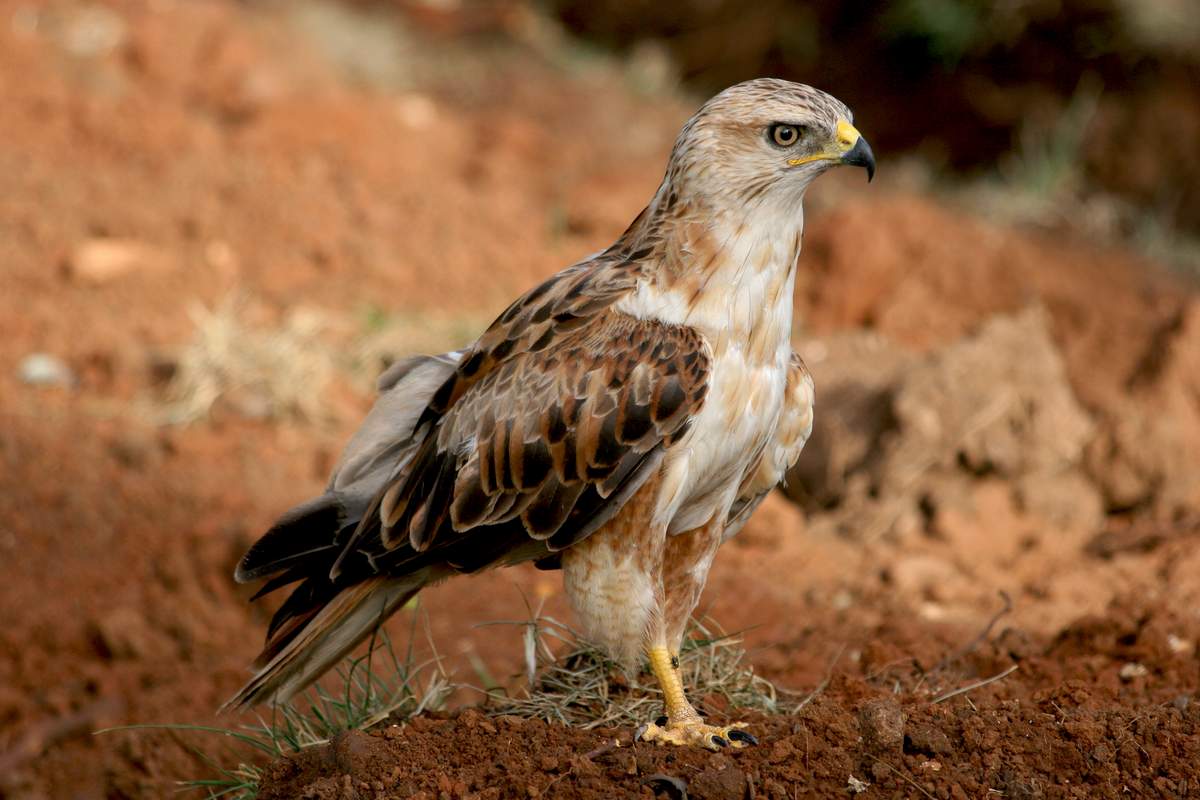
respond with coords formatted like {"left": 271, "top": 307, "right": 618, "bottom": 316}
{"left": 330, "top": 282, "right": 710, "bottom": 583}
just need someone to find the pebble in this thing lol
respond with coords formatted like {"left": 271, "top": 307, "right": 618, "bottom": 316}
{"left": 1119, "top": 662, "right": 1148, "bottom": 681}
{"left": 18, "top": 353, "right": 75, "bottom": 387}
{"left": 858, "top": 696, "right": 906, "bottom": 752}
{"left": 64, "top": 237, "right": 166, "bottom": 284}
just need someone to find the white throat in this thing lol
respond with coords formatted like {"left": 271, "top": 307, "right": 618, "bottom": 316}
{"left": 618, "top": 194, "right": 805, "bottom": 366}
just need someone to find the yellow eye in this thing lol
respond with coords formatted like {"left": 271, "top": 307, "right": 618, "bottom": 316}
{"left": 769, "top": 124, "right": 800, "bottom": 147}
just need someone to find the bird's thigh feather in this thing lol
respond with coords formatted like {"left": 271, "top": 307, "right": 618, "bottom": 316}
{"left": 660, "top": 515, "right": 724, "bottom": 650}
{"left": 561, "top": 475, "right": 665, "bottom": 669}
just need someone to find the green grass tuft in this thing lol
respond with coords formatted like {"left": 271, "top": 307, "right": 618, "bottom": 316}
{"left": 98, "top": 627, "right": 451, "bottom": 799}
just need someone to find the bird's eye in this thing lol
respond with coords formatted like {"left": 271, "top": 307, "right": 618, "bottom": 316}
{"left": 768, "top": 123, "right": 800, "bottom": 147}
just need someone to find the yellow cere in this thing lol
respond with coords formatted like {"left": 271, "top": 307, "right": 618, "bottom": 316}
{"left": 835, "top": 118, "right": 862, "bottom": 151}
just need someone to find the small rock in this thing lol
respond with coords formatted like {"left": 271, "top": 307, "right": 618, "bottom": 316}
{"left": 1119, "top": 662, "right": 1148, "bottom": 681}
{"left": 847, "top": 774, "right": 871, "bottom": 794}
{"left": 1167, "top": 634, "right": 1193, "bottom": 655}
{"left": 18, "top": 353, "right": 75, "bottom": 387}
{"left": 64, "top": 238, "right": 167, "bottom": 284}
{"left": 60, "top": 5, "right": 128, "bottom": 57}
{"left": 906, "top": 722, "right": 953, "bottom": 755}
{"left": 858, "top": 696, "right": 906, "bottom": 752}
{"left": 91, "top": 607, "right": 159, "bottom": 660}
{"left": 394, "top": 93, "right": 437, "bottom": 129}
{"left": 330, "top": 729, "right": 384, "bottom": 775}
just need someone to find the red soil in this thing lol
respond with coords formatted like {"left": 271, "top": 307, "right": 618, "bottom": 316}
{"left": 1, "top": 2, "right": 1197, "bottom": 798}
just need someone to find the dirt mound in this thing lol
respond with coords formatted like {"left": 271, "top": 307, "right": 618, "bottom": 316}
{"left": 791, "top": 307, "right": 1102, "bottom": 536}
{"left": 791, "top": 188, "right": 1199, "bottom": 526}
{"left": 1087, "top": 298, "right": 1200, "bottom": 515}
{"left": 256, "top": 605, "right": 1200, "bottom": 799}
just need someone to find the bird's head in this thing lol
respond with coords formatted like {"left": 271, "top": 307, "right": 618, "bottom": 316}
{"left": 665, "top": 78, "right": 875, "bottom": 210}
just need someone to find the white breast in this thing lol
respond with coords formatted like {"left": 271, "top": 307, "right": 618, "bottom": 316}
{"left": 616, "top": 209, "right": 802, "bottom": 535}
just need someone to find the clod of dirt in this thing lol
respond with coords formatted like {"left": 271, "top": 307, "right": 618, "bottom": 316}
{"left": 885, "top": 305, "right": 1093, "bottom": 487}
{"left": 687, "top": 760, "right": 745, "bottom": 800}
{"left": 63, "top": 238, "right": 169, "bottom": 285}
{"left": 904, "top": 721, "right": 953, "bottom": 756}
{"left": 645, "top": 773, "right": 688, "bottom": 799}
{"left": 89, "top": 607, "right": 169, "bottom": 661}
{"left": 1087, "top": 298, "right": 1200, "bottom": 516}
{"left": 786, "top": 332, "right": 914, "bottom": 510}
{"left": 857, "top": 696, "right": 905, "bottom": 753}
{"left": 795, "top": 306, "right": 1104, "bottom": 543}
{"left": 16, "top": 353, "right": 75, "bottom": 388}
{"left": 329, "top": 729, "right": 393, "bottom": 776}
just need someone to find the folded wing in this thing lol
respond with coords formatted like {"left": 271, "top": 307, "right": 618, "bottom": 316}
{"left": 227, "top": 258, "right": 711, "bottom": 707}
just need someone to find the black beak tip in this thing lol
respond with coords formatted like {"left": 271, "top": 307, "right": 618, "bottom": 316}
{"left": 843, "top": 137, "right": 876, "bottom": 183}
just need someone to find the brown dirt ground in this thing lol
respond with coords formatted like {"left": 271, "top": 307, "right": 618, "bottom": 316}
{"left": 1, "top": 2, "right": 1197, "bottom": 799}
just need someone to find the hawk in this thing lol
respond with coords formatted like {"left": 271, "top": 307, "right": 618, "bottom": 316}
{"left": 227, "top": 78, "right": 874, "bottom": 749}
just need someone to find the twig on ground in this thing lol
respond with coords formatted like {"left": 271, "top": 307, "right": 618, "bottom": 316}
{"left": 933, "top": 591, "right": 1013, "bottom": 674}
{"left": 583, "top": 738, "right": 622, "bottom": 760}
{"left": 868, "top": 756, "right": 938, "bottom": 800}
{"left": 933, "top": 664, "right": 1019, "bottom": 704}
{"left": 914, "top": 590, "right": 1013, "bottom": 695}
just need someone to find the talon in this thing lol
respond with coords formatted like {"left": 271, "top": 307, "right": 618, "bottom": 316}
{"left": 634, "top": 723, "right": 650, "bottom": 742}
{"left": 727, "top": 729, "right": 758, "bottom": 746}
{"left": 711, "top": 735, "right": 728, "bottom": 748}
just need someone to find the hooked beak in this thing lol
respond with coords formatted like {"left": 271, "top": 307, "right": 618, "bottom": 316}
{"left": 786, "top": 118, "right": 876, "bottom": 182}
{"left": 836, "top": 118, "right": 875, "bottom": 182}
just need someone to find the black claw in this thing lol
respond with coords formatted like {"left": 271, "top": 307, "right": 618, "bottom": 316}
{"left": 711, "top": 735, "right": 728, "bottom": 748}
{"left": 727, "top": 730, "right": 758, "bottom": 746}
{"left": 634, "top": 723, "right": 649, "bottom": 742}
{"left": 655, "top": 715, "right": 668, "bottom": 726}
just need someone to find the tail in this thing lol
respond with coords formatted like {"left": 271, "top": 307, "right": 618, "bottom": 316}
{"left": 224, "top": 352, "right": 463, "bottom": 710}
{"left": 222, "top": 572, "right": 431, "bottom": 710}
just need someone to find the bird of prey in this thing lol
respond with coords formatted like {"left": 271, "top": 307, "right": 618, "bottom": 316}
{"left": 227, "top": 78, "right": 874, "bottom": 749}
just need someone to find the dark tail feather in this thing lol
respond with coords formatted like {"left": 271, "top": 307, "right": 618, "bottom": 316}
{"left": 228, "top": 492, "right": 430, "bottom": 709}
{"left": 222, "top": 572, "right": 432, "bottom": 710}
{"left": 235, "top": 495, "right": 345, "bottom": 583}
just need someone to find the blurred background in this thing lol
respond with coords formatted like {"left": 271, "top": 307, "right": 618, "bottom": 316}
{"left": 1, "top": 1, "right": 1198, "bottom": 797}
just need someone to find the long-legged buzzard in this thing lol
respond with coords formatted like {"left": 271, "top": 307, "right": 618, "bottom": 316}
{"left": 227, "top": 78, "right": 874, "bottom": 749}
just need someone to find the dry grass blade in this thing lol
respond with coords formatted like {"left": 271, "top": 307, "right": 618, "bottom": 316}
{"left": 481, "top": 615, "right": 781, "bottom": 728}
{"left": 159, "top": 294, "right": 336, "bottom": 425}
{"left": 867, "top": 756, "right": 938, "bottom": 800}
{"left": 933, "top": 664, "right": 1020, "bottom": 704}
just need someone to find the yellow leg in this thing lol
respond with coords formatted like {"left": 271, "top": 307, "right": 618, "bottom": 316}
{"left": 637, "top": 646, "right": 758, "bottom": 750}
{"left": 648, "top": 646, "right": 701, "bottom": 723}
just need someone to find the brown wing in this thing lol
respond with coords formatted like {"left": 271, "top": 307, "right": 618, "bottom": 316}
{"left": 228, "top": 254, "right": 707, "bottom": 706}
{"left": 328, "top": 304, "right": 711, "bottom": 583}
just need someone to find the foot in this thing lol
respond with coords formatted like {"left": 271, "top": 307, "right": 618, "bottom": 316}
{"left": 636, "top": 716, "right": 758, "bottom": 751}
